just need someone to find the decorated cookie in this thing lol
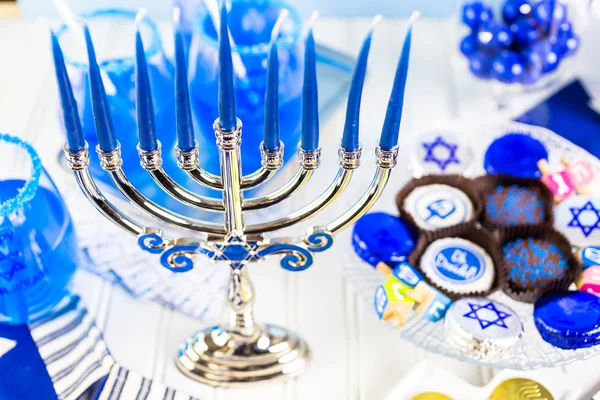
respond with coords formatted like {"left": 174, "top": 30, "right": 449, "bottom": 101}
{"left": 419, "top": 237, "right": 495, "bottom": 296}
{"left": 534, "top": 291, "right": 600, "bottom": 349}
{"left": 484, "top": 133, "right": 548, "bottom": 179}
{"left": 485, "top": 185, "right": 546, "bottom": 226}
{"left": 411, "top": 131, "right": 473, "bottom": 176}
{"left": 352, "top": 212, "right": 417, "bottom": 270}
{"left": 554, "top": 195, "right": 600, "bottom": 247}
{"left": 503, "top": 237, "right": 570, "bottom": 292}
{"left": 403, "top": 184, "right": 474, "bottom": 231}
{"left": 445, "top": 298, "right": 523, "bottom": 361}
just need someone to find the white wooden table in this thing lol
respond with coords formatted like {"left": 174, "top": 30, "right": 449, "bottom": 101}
{"left": 1, "top": 16, "right": 599, "bottom": 400}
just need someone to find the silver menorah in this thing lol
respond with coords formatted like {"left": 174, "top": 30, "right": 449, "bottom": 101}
{"left": 54, "top": 6, "right": 414, "bottom": 386}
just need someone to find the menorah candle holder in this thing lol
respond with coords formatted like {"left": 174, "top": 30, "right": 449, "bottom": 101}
{"left": 54, "top": 5, "right": 415, "bottom": 387}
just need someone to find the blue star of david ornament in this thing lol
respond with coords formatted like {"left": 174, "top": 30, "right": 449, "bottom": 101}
{"left": 422, "top": 136, "right": 461, "bottom": 172}
{"left": 463, "top": 301, "right": 512, "bottom": 330}
{"left": 567, "top": 200, "right": 600, "bottom": 238}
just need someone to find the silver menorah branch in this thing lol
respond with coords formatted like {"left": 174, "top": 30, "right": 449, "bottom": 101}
{"left": 54, "top": 4, "right": 413, "bottom": 387}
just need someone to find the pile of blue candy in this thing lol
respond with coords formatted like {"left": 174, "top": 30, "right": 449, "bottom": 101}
{"left": 460, "top": 0, "right": 580, "bottom": 85}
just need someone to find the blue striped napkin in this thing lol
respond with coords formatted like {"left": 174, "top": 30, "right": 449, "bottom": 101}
{"left": 95, "top": 366, "right": 199, "bottom": 400}
{"left": 0, "top": 295, "right": 197, "bottom": 400}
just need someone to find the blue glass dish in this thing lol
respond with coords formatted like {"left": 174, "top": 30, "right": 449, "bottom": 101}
{"left": 0, "top": 134, "right": 79, "bottom": 325}
{"left": 187, "top": 0, "right": 303, "bottom": 175}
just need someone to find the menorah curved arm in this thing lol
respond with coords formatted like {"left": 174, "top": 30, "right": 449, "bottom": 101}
{"left": 137, "top": 143, "right": 225, "bottom": 212}
{"left": 242, "top": 168, "right": 313, "bottom": 211}
{"left": 63, "top": 144, "right": 145, "bottom": 237}
{"left": 176, "top": 144, "right": 279, "bottom": 191}
{"left": 98, "top": 144, "right": 227, "bottom": 236}
{"left": 244, "top": 146, "right": 359, "bottom": 234}
{"left": 318, "top": 146, "right": 398, "bottom": 236}
{"left": 241, "top": 145, "right": 317, "bottom": 211}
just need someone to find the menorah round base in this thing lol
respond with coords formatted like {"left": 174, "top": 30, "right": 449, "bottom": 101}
{"left": 176, "top": 323, "right": 311, "bottom": 387}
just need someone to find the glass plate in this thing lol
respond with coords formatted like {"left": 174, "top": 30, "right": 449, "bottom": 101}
{"left": 343, "top": 120, "right": 600, "bottom": 370}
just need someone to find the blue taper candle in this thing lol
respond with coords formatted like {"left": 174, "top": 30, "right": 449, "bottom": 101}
{"left": 301, "top": 26, "right": 319, "bottom": 152}
{"left": 135, "top": 28, "right": 158, "bottom": 152}
{"left": 84, "top": 25, "right": 118, "bottom": 152}
{"left": 379, "top": 12, "right": 418, "bottom": 151}
{"left": 51, "top": 31, "right": 85, "bottom": 152}
{"left": 174, "top": 12, "right": 196, "bottom": 152}
{"left": 263, "top": 38, "right": 280, "bottom": 152}
{"left": 217, "top": 2, "right": 237, "bottom": 131}
{"left": 341, "top": 16, "right": 380, "bottom": 152}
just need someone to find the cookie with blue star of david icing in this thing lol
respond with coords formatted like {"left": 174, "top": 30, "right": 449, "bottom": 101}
{"left": 402, "top": 184, "right": 474, "bottom": 231}
{"left": 419, "top": 237, "right": 495, "bottom": 296}
{"left": 445, "top": 298, "right": 523, "bottom": 361}
{"left": 411, "top": 131, "right": 473, "bottom": 177}
{"left": 554, "top": 195, "right": 600, "bottom": 247}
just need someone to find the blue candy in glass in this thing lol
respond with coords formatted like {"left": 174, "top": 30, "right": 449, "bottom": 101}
{"left": 56, "top": 9, "right": 200, "bottom": 216}
{"left": 534, "top": 291, "right": 600, "bottom": 350}
{"left": 352, "top": 212, "right": 417, "bottom": 268}
{"left": 491, "top": 50, "right": 526, "bottom": 84}
{"left": 462, "top": 1, "right": 494, "bottom": 30}
{"left": 469, "top": 50, "right": 493, "bottom": 79}
{"left": 511, "top": 17, "right": 541, "bottom": 47}
{"left": 0, "top": 134, "right": 79, "bottom": 325}
{"left": 502, "top": 0, "right": 531, "bottom": 23}
{"left": 484, "top": 132, "right": 548, "bottom": 178}
{"left": 477, "top": 21, "right": 513, "bottom": 50}
{"left": 187, "top": 0, "right": 303, "bottom": 176}
{"left": 532, "top": 0, "right": 567, "bottom": 33}
{"left": 460, "top": 34, "right": 479, "bottom": 56}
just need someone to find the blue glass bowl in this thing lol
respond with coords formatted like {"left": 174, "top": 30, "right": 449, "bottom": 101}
{"left": 0, "top": 134, "right": 79, "bottom": 325}
{"left": 187, "top": 0, "right": 304, "bottom": 175}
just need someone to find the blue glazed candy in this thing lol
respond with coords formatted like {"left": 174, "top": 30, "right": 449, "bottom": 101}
{"left": 503, "top": 238, "right": 568, "bottom": 291}
{"left": 486, "top": 185, "right": 546, "bottom": 226}
{"left": 460, "top": 34, "right": 479, "bottom": 56}
{"left": 352, "top": 212, "right": 417, "bottom": 268}
{"left": 511, "top": 17, "right": 541, "bottom": 47}
{"left": 502, "top": 0, "right": 532, "bottom": 23}
{"left": 534, "top": 291, "right": 600, "bottom": 349}
{"left": 532, "top": 0, "right": 567, "bottom": 32}
{"left": 469, "top": 51, "right": 493, "bottom": 79}
{"left": 462, "top": 2, "right": 494, "bottom": 30}
{"left": 477, "top": 21, "right": 514, "bottom": 50}
{"left": 484, "top": 133, "right": 548, "bottom": 178}
{"left": 491, "top": 51, "right": 526, "bottom": 84}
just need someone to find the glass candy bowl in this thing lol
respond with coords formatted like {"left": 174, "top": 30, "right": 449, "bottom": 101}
{"left": 456, "top": 0, "right": 590, "bottom": 107}
{"left": 0, "top": 134, "right": 79, "bottom": 325}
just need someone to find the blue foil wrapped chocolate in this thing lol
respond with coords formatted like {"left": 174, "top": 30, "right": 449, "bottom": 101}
{"left": 484, "top": 133, "right": 548, "bottom": 178}
{"left": 534, "top": 291, "right": 600, "bottom": 350}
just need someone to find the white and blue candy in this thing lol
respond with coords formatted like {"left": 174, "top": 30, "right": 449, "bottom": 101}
{"left": 554, "top": 195, "right": 600, "bottom": 247}
{"left": 445, "top": 297, "right": 523, "bottom": 360}
{"left": 403, "top": 184, "right": 474, "bottom": 231}
{"left": 419, "top": 237, "right": 495, "bottom": 295}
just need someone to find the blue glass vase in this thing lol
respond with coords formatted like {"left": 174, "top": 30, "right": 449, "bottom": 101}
{"left": 186, "top": 0, "right": 304, "bottom": 176}
{"left": 56, "top": 9, "right": 202, "bottom": 215}
{"left": 0, "top": 134, "right": 79, "bottom": 325}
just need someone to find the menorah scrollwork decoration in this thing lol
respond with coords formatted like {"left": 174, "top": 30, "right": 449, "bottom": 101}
{"left": 51, "top": 4, "right": 417, "bottom": 386}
